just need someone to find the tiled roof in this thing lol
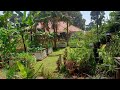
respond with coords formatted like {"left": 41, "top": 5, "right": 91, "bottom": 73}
{"left": 36, "top": 21, "right": 82, "bottom": 33}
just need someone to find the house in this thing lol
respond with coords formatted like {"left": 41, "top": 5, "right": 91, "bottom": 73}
{"left": 36, "top": 21, "right": 82, "bottom": 34}
{"left": 36, "top": 21, "right": 83, "bottom": 42}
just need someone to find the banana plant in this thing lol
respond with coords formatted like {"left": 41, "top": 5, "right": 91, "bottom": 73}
{"left": 26, "top": 11, "right": 38, "bottom": 47}
{"left": 13, "top": 11, "right": 28, "bottom": 52}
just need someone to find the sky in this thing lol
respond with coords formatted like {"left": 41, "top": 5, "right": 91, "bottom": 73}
{"left": 0, "top": 11, "right": 111, "bottom": 25}
{"left": 81, "top": 11, "right": 111, "bottom": 25}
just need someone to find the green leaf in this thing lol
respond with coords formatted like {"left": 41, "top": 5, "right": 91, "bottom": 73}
{"left": 27, "top": 15, "right": 33, "bottom": 26}
{"left": 6, "top": 65, "right": 16, "bottom": 79}
{"left": 17, "top": 61, "right": 27, "bottom": 78}
{"left": 22, "top": 11, "right": 26, "bottom": 23}
{"left": 15, "top": 11, "right": 23, "bottom": 17}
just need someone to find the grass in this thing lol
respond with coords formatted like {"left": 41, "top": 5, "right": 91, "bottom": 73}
{"left": 0, "top": 69, "right": 6, "bottom": 79}
{"left": 34, "top": 48, "right": 66, "bottom": 78}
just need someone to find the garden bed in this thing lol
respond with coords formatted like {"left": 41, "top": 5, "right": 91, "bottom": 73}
{"left": 46, "top": 47, "right": 53, "bottom": 55}
{"left": 57, "top": 42, "right": 67, "bottom": 48}
{"left": 32, "top": 48, "right": 47, "bottom": 61}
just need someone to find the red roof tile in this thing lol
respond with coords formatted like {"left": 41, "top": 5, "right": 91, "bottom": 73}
{"left": 36, "top": 21, "right": 82, "bottom": 33}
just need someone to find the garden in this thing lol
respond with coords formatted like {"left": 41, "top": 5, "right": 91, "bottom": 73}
{"left": 0, "top": 11, "right": 120, "bottom": 79}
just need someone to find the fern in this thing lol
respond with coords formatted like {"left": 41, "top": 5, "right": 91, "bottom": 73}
{"left": 17, "top": 61, "right": 27, "bottom": 78}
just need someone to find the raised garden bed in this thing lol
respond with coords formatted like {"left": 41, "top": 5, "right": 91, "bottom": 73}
{"left": 31, "top": 48, "right": 47, "bottom": 61}
{"left": 57, "top": 42, "right": 67, "bottom": 48}
{"left": 46, "top": 47, "right": 53, "bottom": 55}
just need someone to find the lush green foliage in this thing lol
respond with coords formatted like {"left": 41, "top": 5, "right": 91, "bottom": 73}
{"left": 0, "top": 11, "right": 120, "bottom": 79}
{"left": 6, "top": 53, "right": 43, "bottom": 79}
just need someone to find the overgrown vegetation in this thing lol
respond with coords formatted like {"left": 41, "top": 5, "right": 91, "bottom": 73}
{"left": 0, "top": 11, "right": 120, "bottom": 79}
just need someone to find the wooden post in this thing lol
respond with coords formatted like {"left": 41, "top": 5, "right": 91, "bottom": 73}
{"left": 67, "top": 21, "right": 69, "bottom": 46}
{"left": 21, "top": 34, "right": 27, "bottom": 52}
{"left": 65, "top": 48, "right": 67, "bottom": 57}
{"left": 63, "top": 48, "right": 67, "bottom": 65}
{"left": 56, "top": 54, "right": 62, "bottom": 71}
{"left": 114, "top": 57, "right": 120, "bottom": 79}
{"left": 116, "top": 64, "right": 120, "bottom": 79}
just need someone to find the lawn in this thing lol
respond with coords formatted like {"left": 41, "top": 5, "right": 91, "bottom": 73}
{"left": 34, "top": 48, "right": 66, "bottom": 79}
{"left": 0, "top": 69, "right": 6, "bottom": 79}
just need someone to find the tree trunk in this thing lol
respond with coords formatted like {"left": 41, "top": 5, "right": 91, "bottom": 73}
{"left": 21, "top": 34, "right": 27, "bottom": 52}
{"left": 33, "top": 23, "right": 38, "bottom": 47}
{"left": 30, "top": 29, "right": 32, "bottom": 43}
{"left": 53, "top": 23, "right": 57, "bottom": 50}
{"left": 96, "top": 12, "right": 99, "bottom": 63}
{"left": 55, "top": 23, "right": 58, "bottom": 44}
{"left": 30, "top": 28, "right": 33, "bottom": 48}
{"left": 96, "top": 12, "right": 99, "bottom": 42}
{"left": 67, "top": 21, "right": 69, "bottom": 46}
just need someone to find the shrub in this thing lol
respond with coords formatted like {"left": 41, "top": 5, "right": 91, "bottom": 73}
{"left": 65, "top": 33, "right": 97, "bottom": 76}
{"left": 98, "top": 44, "right": 116, "bottom": 77}
{"left": 6, "top": 53, "right": 43, "bottom": 79}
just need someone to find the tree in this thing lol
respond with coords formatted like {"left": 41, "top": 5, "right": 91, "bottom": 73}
{"left": 32, "top": 11, "right": 85, "bottom": 48}
{"left": 50, "top": 11, "right": 66, "bottom": 49}
{"left": 81, "top": 18, "right": 86, "bottom": 30}
{"left": 53, "top": 11, "right": 85, "bottom": 46}
{"left": 39, "top": 11, "right": 72, "bottom": 49}
{"left": 60, "top": 11, "right": 86, "bottom": 30}
{"left": 106, "top": 11, "right": 120, "bottom": 33}
{"left": 27, "top": 11, "right": 41, "bottom": 47}
{"left": 59, "top": 11, "right": 72, "bottom": 46}
{"left": 86, "top": 22, "right": 95, "bottom": 31}
{"left": 0, "top": 11, "right": 13, "bottom": 28}
{"left": 10, "top": 11, "right": 36, "bottom": 52}
{"left": 90, "top": 11, "right": 105, "bottom": 40}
